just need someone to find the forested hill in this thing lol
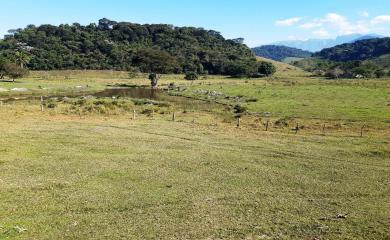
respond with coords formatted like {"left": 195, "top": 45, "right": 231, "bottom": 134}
{"left": 251, "top": 45, "right": 312, "bottom": 61}
{"left": 0, "top": 18, "right": 258, "bottom": 75}
{"left": 313, "top": 37, "right": 390, "bottom": 61}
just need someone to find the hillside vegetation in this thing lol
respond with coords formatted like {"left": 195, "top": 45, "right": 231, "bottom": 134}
{"left": 252, "top": 45, "right": 312, "bottom": 62}
{"left": 314, "top": 37, "right": 390, "bottom": 61}
{"left": 0, "top": 18, "right": 260, "bottom": 76}
{"left": 293, "top": 38, "right": 390, "bottom": 78}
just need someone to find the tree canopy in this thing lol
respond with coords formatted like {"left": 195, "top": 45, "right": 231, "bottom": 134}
{"left": 252, "top": 45, "right": 312, "bottom": 62}
{"left": 0, "top": 19, "right": 263, "bottom": 76}
{"left": 313, "top": 37, "right": 390, "bottom": 61}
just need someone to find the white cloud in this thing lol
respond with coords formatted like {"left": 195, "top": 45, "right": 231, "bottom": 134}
{"left": 299, "top": 21, "right": 323, "bottom": 29}
{"left": 359, "top": 11, "right": 369, "bottom": 18}
{"left": 322, "top": 13, "right": 356, "bottom": 34}
{"left": 312, "top": 28, "right": 330, "bottom": 38}
{"left": 371, "top": 15, "right": 390, "bottom": 25}
{"left": 275, "top": 17, "right": 301, "bottom": 27}
{"left": 278, "top": 12, "right": 390, "bottom": 40}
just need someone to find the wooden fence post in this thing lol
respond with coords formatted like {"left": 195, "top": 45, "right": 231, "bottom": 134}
{"left": 322, "top": 124, "right": 326, "bottom": 136}
{"left": 265, "top": 119, "right": 269, "bottom": 131}
{"left": 133, "top": 110, "right": 136, "bottom": 120}
{"left": 237, "top": 117, "right": 241, "bottom": 128}
{"left": 360, "top": 125, "right": 366, "bottom": 137}
{"left": 172, "top": 112, "right": 176, "bottom": 122}
{"left": 40, "top": 96, "right": 44, "bottom": 112}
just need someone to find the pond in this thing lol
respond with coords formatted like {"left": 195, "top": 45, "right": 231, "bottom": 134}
{"left": 0, "top": 87, "right": 227, "bottom": 113}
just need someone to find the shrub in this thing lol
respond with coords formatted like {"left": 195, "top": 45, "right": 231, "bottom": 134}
{"left": 184, "top": 72, "right": 198, "bottom": 81}
{"left": 233, "top": 104, "right": 247, "bottom": 114}
{"left": 4, "top": 64, "right": 28, "bottom": 81}
{"left": 375, "top": 69, "right": 386, "bottom": 78}
{"left": 257, "top": 61, "right": 276, "bottom": 76}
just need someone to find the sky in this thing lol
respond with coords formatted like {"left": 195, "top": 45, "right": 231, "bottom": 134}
{"left": 0, "top": 0, "right": 389, "bottom": 47}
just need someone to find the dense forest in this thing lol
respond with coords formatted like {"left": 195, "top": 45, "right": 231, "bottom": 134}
{"left": 0, "top": 18, "right": 267, "bottom": 76}
{"left": 251, "top": 45, "right": 312, "bottom": 61}
{"left": 313, "top": 37, "right": 390, "bottom": 61}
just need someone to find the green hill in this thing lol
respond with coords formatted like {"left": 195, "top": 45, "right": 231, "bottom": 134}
{"left": 313, "top": 37, "right": 390, "bottom": 61}
{"left": 252, "top": 45, "right": 312, "bottom": 62}
{"left": 0, "top": 18, "right": 258, "bottom": 76}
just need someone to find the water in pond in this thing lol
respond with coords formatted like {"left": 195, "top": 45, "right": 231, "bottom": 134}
{"left": 94, "top": 88, "right": 163, "bottom": 100}
{"left": 0, "top": 87, "right": 227, "bottom": 112}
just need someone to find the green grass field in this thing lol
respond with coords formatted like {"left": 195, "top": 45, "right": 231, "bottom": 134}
{"left": 0, "top": 69, "right": 389, "bottom": 239}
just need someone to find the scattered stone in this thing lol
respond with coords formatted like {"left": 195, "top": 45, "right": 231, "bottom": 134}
{"left": 336, "top": 213, "right": 347, "bottom": 219}
{"left": 14, "top": 226, "right": 27, "bottom": 233}
{"left": 11, "top": 88, "right": 28, "bottom": 92}
{"left": 81, "top": 95, "right": 94, "bottom": 100}
{"left": 193, "top": 89, "right": 224, "bottom": 97}
{"left": 0, "top": 88, "right": 8, "bottom": 92}
{"left": 75, "top": 85, "right": 83, "bottom": 88}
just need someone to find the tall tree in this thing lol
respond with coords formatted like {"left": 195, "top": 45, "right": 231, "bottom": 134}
{"left": 14, "top": 51, "right": 31, "bottom": 69}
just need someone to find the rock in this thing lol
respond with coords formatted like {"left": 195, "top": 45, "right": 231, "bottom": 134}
{"left": 336, "top": 213, "right": 347, "bottom": 219}
{"left": 11, "top": 88, "right": 28, "bottom": 92}
{"left": 81, "top": 95, "right": 94, "bottom": 100}
{"left": 14, "top": 226, "right": 27, "bottom": 233}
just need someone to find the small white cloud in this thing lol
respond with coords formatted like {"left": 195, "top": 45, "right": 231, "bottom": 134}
{"left": 299, "top": 21, "right": 323, "bottom": 29}
{"left": 371, "top": 15, "right": 390, "bottom": 25}
{"left": 359, "top": 11, "right": 369, "bottom": 18}
{"left": 312, "top": 28, "right": 330, "bottom": 38}
{"left": 275, "top": 17, "right": 301, "bottom": 27}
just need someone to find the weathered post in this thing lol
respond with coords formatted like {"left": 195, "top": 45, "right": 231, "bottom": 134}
{"left": 294, "top": 123, "right": 299, "bottom": 134}
{"left": 360, "top": 125, "right": 366, "bottom": 137}
{"left": 237, "top": 117, "right": 241, "bottom": 128}
{"left": 265, "top": 119, "right": 269, "bottom": 131}
{"left": 40, "top": 96, "right": 44, "bottom": 112}
{"left": 133, "top": 110, "right": 136, "bottom": 120}
{"left": 322, "top": 124, "right": 326, "bottom": 136}
{"left": 172, "top": 112, "right": 176, "bottom": 122}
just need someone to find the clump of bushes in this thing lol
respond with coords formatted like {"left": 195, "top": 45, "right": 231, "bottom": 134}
{"left": 185, "top": 72, "right": 199, "bottom": 81}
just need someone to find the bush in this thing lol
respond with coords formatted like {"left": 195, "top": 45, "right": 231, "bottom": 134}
{"left": 233, "top": 104, "right": 247, "bottom": 114}
{"left": 4, "top": 64, "right": 28, "bottom": 81}
{"left": 257, "top": 61, "right": 276, "bottom": 76}
{"left": 375, "top": 69, "right": 386, "bottom": 78}
{"left": 184, "top": 72, "right": 198, "bottom": 81}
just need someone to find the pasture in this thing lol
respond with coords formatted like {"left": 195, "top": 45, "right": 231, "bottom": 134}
{"left": 0, "top": 70, "right": 389, "bottom": 239}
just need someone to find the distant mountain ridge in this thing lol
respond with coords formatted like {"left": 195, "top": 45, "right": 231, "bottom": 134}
{"left": 251, "top": 45, "right": 312, "bottom": 61}
{"left": 271, "top": 34, "right": 384, "bottom": 52}
{"left": 313, "top": 37, "right": 390, "bottom": 62}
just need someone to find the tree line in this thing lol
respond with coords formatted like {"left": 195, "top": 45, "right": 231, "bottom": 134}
{"left": 0, "top": 18, "right": 276, "bottom": 77}
{"left": 252, "top": 45, "right": 312, "bottom": 62}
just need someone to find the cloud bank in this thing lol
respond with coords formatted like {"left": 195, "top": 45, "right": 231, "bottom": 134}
{"left": 275, "top": 12, "right": 390, "bottom": 38}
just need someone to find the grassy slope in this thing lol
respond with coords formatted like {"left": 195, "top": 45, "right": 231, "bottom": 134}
{"left": 0, "top": 70, "right": 389, "bottom": 239}
{"left": 0, "top": 109, "right": 389, "bottom": 239}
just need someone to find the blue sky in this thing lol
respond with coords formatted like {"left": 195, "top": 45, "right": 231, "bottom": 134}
{"left": 0, "top": 0, "right": 389, "bottom": 47}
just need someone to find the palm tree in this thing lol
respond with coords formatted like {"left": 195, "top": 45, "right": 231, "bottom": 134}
{"left": 14, "top": 51, "right": 31, "bottom": 69}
